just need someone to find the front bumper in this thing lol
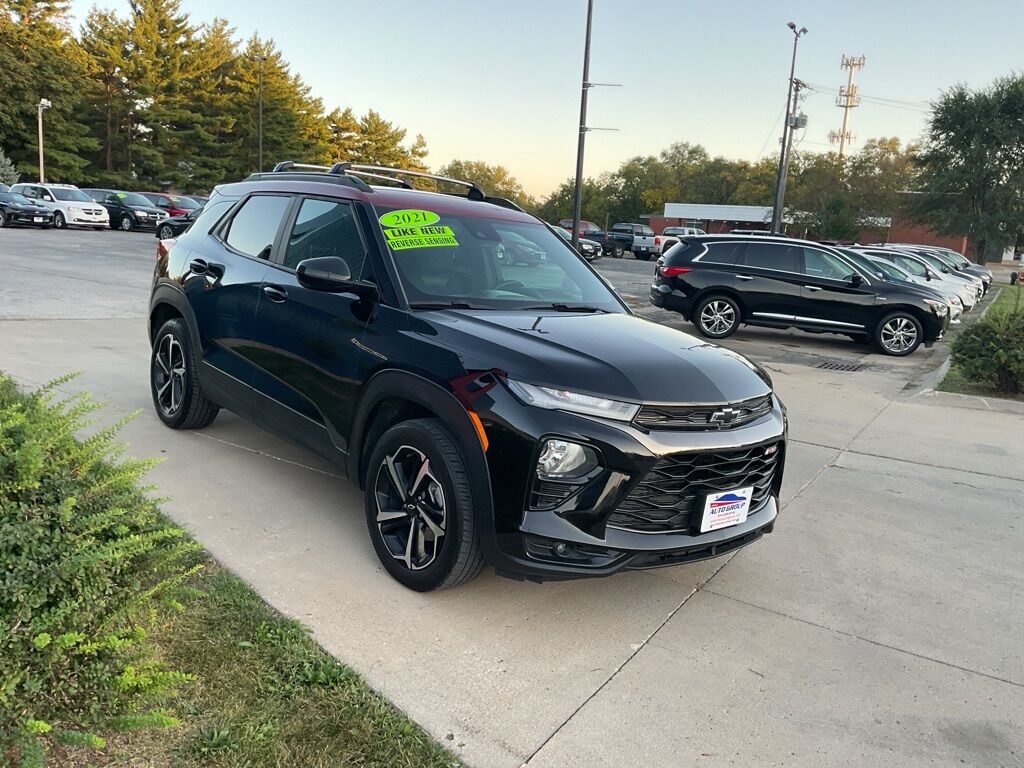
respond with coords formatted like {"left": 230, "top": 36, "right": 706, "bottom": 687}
{"left": 6, "top": 210, "right": 54, "bottom": 225}
{"left": 68, "top": 213, "right": 109, "bottom": 226}
{"left": 476, "top": 385, "right": 787, "bottom": 581}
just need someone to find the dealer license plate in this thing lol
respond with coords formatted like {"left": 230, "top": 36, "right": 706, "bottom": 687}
{"left": 700, "top": 486, "right": 753, "bottom": 533}
{"left": 33, "top": 216, "right": 42, "bottom": 223}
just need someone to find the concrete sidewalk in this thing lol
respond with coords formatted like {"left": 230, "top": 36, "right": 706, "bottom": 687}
{"left": 2, "top": 316, "right": 1021, "bottom": 768}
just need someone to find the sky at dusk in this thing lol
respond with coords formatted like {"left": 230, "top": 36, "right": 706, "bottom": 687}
{"left": 68, "top": 0, "right": 1024, "bottom": 196}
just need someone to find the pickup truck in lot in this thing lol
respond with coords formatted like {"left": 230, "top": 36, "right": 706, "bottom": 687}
{"left": 611, "top": 223, "right": 658, "bottom": 260}
{"left": 557, "top": 218, "right": 632, "bottom": 257}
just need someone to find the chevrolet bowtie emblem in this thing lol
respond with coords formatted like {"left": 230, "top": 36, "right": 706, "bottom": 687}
{"left": 708, "top": 407, "right": 736, "bottom": 425}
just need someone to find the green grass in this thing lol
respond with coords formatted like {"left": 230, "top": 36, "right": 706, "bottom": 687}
{"left": 47, "top": 562, "right": 461, "bottom": 768}
{"left": 989, "top": 283, "right": 1023, "bottom": 313}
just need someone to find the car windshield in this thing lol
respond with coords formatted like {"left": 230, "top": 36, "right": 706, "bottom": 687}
{"left": 51, "top": 187, "right": 91, "bottom": 202}
{"left": 169, "top": 196, "right": 201, "bottom": 209}
{"left": 376, "top": 207, "right": 623, "bottom": 311}
{"left": 117, "top": 192, "right": 153, "bottom": 207}
{"left": 0, "top": 192, "right": 32, "bottom": 204}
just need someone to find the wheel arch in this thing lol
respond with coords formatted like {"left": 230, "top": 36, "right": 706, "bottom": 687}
{"left": 873, "top": 303, "right": 928, "bottom": 333}
{"left": 149, "top": 284, "right": 200, "bottom": 349}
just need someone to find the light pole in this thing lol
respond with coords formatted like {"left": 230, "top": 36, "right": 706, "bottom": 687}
{"left": 770, "top": 22, "right": 807, "bottom": 234}
{"left": 251, "top": 54, "right": 268, "bottom": 172}
{"left": 36, "top": 98, "right": 51, "bottom": 182}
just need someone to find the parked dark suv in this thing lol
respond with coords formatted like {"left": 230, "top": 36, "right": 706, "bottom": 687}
{"left": 149, "top": 163, "right": 787, "bottom": 590}
{"left": 83, "top": 189, "right": 168, "bottom": 231}
{"left": 651, "top": 235, "right": 950, "bottom": 356}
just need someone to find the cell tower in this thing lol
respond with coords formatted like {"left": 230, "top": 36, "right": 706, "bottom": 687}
{"left": 830, "top": 55, "right": 866, "bottom": 158}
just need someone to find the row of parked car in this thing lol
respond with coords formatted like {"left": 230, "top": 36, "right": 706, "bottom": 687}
{"left": 0, "top": 180, "right": 205, "bottom": 236}
{"left": 651, "top": 234, "right": 993, "bottom": 356}
{"left": 556, "top": 219, "right": 706, "bottom": 261}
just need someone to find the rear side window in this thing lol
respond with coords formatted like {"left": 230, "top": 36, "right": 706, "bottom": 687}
{"left": 187, "top": 198, "right": 236, "bottom": 237}
{"left": 742, "top": 242, "right": 799, "bottom": 273}
{"left": 224, "top": 195, "right": 291, "bottom": 258}
{"left": 640, "top": 226, "right": 655, "bottom": 237}
{"left": 281, "top": 198, "right": 366, "bottom": 278}
{"left": 702, "top": 242, "right": 743, "bottom": 265}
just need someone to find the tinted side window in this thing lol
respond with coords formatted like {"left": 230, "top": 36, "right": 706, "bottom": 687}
{"left": 187, "top": 198, "right": 236, "bottom": 237}
{"left": 282, "top": 198, "right": 366, "bottom": 277}
{"left": 641, "top": 226, "right": 655, "bottom": 237}
{"left": 800, "top": 248, "right": 856, "bottom": 280}
{"left": 742, "top": 242, "right": 799, "bottom": 273}
{"left": 702, "top": 242, "right": 743, "bottom": 265}
{"left": 224, "top": 195, "right": 291, "bottom": 258}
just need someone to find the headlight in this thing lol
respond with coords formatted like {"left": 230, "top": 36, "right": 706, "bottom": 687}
{"left": 135, "top": 211, "right": 149, "bottom": 217}
{"left": 923, "top": 299, "right": 948, "bottom": 317}
{"left": 68, "top": 206, "right": 81, "bottom": 213}
{"left": 507, "top": 379, "right": 640, "bottom": 421}
{"left": 536, "top": 439, "right": 598, "bottom": 478}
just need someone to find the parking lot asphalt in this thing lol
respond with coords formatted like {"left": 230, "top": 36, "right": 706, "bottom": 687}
{"left": 2, "top": 228, "right": 1022, "bottom": 767}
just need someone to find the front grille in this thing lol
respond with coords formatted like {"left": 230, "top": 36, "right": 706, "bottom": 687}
{"left": 633, "top": 394, "right": 773, "bottom": 431}
{"left": 608, "top": 443, "right": 781, "bottom": 533}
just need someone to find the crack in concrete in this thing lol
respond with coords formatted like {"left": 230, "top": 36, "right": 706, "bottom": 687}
{"left": 699, "top": 589, "right": 1024, "bottom": 690}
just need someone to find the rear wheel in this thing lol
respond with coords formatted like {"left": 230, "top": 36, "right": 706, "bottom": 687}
{"left": 875, "top": 312, "right": 923, "bottom": 356}
{"left": 158, "top": 224, "right": 174, "bottom": 240}
{"left": 364, "top": 419, "right": 485, "bottom": 591}
{"left": 693, "top": 295, "right": 741, "bottom": 339}
{"left": 150, "top": 318, "right": 219, "bottom": 429}
{"left": 613, "top": 245, "right": 624, "bottom": 258}
{"left": 635, "top": 252, "right": 651, "bottom": 261}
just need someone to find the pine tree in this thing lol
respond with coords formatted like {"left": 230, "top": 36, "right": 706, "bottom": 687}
{"left": 79, "top": 9, "right": 133, "bottom": 183}
{"left": 0, "top": 146, "right": 19, "bottom": 184}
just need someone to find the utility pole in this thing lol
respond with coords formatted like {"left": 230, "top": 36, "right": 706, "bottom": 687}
{"left": 570, "top": 0, "right": 594, "bottom": 251}
{"left": 36, "top": 99, "right": 51, "bottom": 182}
{"left": 569, "top": 1, "right": 619, "bottom": 249}
{"left": 770, "top": 22, "right": 807, "bottom": 234}
{"left": 830, "top": 55, "right": 865, "bottom": 159}
{"left": 251, "top": 54, "right": 268, "bottom": 172}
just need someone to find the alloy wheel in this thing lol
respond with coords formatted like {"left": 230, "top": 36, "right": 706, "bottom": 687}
{"left": 54, "top": 212, "right": 65, "bottom": 229}
{"left": 700, "top": 300, "right": 736, "bottom": 335}
{"left": 120, "top": 216, "right": 133, "bottom": 231}
{"left": 153, "top": 333, "right": 186, "bottom": 415}
{"left": 373, "top": 445, "right": 447, "bottom": 571}
{"left": 880, "top": 317, "right": 918, "bottom": 354}
{"left": 159, "top": 225, "right": 173, "bottom": 240}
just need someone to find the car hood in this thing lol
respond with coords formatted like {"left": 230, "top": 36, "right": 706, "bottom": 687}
{"left": 416, "top": 310, "right": 773, "bottom": 404}
{"left": 130, "top": 205, "right": 167, "bottom": 216}
{"left": 8, "top": 203, "right": 50, "bottom": 213}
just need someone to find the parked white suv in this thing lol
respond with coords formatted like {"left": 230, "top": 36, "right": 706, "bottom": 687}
{"left": 10, "top": 183, "right": 109, "bottom": 229}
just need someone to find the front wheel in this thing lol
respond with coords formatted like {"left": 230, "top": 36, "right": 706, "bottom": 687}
{"left": 54, "top": 211, "right": 66, "bottom": 229}
{"left": 875, "top": 312, "right": 923, "bottom": 356}
{"left": 150, "top": 318, "right": 220, "bottom": 429}
{"left": 119, "top": 215, "right": 134, "bottom": 231}
{"left": 0, "top": 210, "right": 7, "bottom": 227}
{"left": 364, "top": 419, "right": 485, "bottom": 591}
{"left": 693, "top": 295, "right": 741, "bottom": 339}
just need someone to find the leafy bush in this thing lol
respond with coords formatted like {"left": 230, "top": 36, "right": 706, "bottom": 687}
{"left": 0, "top": 374, "right": 200, "bottom": 766}
{"left": 950, "top": 307, "right": 1024, "bottom": 394}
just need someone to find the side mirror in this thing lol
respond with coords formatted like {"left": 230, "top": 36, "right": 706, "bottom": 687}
{"left": 849, "top": 273, "right": 864, "bottom": 287}
{"left": 297, "top": 257, "right": 378, "bottom": 301}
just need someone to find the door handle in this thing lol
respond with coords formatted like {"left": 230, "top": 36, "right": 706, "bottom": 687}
{"left": 262, "top": 284, "right": 288, "bottom": 302}
{"left": 736, "top": 274, "right": 754, "bottom": 281}
{"left": 804, "top": 285, "right": 823, "bottom": 292}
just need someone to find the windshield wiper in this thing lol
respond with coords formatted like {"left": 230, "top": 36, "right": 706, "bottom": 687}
{"left": 409, "top": 301, "right": 486, "bottom": 310}
{"left": 523, "top": 303, "right": 609, "bottom": 313}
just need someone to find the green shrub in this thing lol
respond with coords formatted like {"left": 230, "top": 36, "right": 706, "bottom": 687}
{"left": 0, "top": 374, "right": 200, "bottom": 766}
{"left": 950, "top": 308, "right": 1024, "bottom": 394}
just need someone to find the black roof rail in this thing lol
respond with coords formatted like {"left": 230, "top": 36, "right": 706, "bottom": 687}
{"left": 346, "top": 164, "right": 487, "bottom": 201}
{"left": 245, "top": 161, "right": 373, "bottom": 191}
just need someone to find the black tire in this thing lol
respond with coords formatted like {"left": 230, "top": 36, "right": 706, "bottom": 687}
{"left": 150, "top": 318, "right": 219, "bottom": 429}
{"left": 364, "top": 418, "right": 485, "bottom": 591}
{"left": 613, "top": 245, "right": 624, "bottom": 258}
{"left": 119, "top": 215, "right": 134, "bottom": 232}
{"left": 158, "top": 224, "right": 174, "bottom": 240}
{"left": 874, "top": 311, "right": 923, "bottom": 356}
{"left": 0, "top": 210, "right": 7, "bottom": 227}
{"left": 635, "top": 252, "right": 651, "bottom": 261}
{"left": 54, "top": 211, "right": 66, "bottom": 229}
{"left": 692, "top": 294, "right": 741, "bottom": 339}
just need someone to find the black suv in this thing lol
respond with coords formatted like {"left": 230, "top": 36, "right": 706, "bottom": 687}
{"left": 651, "top": 235, "right": 950, "bottom": 356}
{"left": 148, "top": 163, "right": 787, "bottom": 591}
{"left": 83, "top": 188, "right": 167, "bottom": 231}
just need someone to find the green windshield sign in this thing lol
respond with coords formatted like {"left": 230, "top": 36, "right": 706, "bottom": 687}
{"left": 379, "top": 209, "right": 440, "bottom": 228}
{"left": 383, "top": 225, "right": 459, "bottom": 251}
